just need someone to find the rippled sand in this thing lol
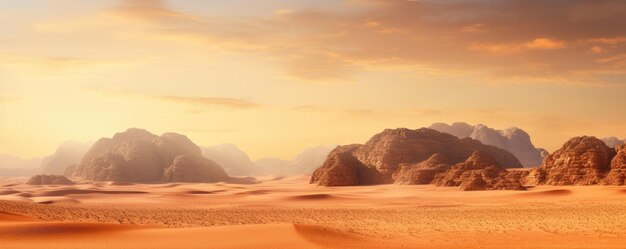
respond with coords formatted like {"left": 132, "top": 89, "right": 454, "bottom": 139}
{"left": 1, "top": 176, "right": 626, "bottom": 249}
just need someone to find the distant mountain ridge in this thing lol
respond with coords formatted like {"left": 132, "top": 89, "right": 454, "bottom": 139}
{"left": 429, "top": 122, "right": 546, "bottom": 167}
{"left": 255, "top": 145, "right": 336, "bottom": 176}
{"left": 201, "top": 144, "right": 261, "bottom": 176}
{"left": 601, "top": 137, "right": 626, "bottom": 148}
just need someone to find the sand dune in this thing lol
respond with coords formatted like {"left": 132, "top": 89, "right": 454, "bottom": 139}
{"left": 1, "top": 177, "right": 626, "bottom": 248}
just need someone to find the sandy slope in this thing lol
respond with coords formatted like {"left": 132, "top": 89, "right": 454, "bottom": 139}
{"left": 1, "top": 176, "right": 626, "bottom": 248}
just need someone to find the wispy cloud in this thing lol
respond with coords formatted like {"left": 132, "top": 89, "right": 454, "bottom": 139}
{"left": 155, "top": 95, "right": 260, "bottom": 109}
{"left": 27, "top": 0, "right": 626, "bottom": 86}
{"left": 85, "top": 86, "right": 261, "bottom": 109}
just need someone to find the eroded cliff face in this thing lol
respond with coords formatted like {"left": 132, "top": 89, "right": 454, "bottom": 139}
{"left": 429, "top": 122, "right": 546, "bottom": 167}
{"left": 74, "top": 128, "right": 229, "bottom": 183}
{"left": 535, "top": 136, "right": 615, "bottom": 185}
{"left": 604, "top": 145, "right": 626, "bottom": 185}
{"left": 311, "top": 128, "right": 524, "bottom": 189}
{"left": 432, "top": 151, "right": 525, "bottom": 191}
{"left": 310, "top": 144, "right": 364, "bottom": 186}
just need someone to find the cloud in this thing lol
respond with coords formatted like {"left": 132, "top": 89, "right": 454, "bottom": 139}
{"left": 34, "top": 0, "right": 626, "bottom": 85}
{"left": 155, "top": 96, "right": 260, "bottom": 109}
{"left": 85, "top": 86, "right": 260, "bottom": 109}
{"left": 524, "top": 38, "right": 567, "bottom": 50}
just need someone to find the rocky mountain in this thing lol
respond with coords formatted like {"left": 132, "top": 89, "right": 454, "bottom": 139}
{"left": 601, "top": 137, "right": 625, "bottom": 148}
{"left": 74, "top": 128, "right": 230, "bottom": 183}
{"left": 162, "top": 155, "right": 229, "bottom": 183}
{"left": 255, "top": 145, "right": 336, "bottom": 176}
{"left": 201, "top": 144, "right": 261, "bottom": 176}
{"left": 432, "top": 151, "right": 525, "bottom": 191}
{"left": 534, "top": 136, "right": 616, "bottom": 185}
{"left": 310, "top": 128, "right": 524, "bottom": 189}
{"left": 289, "top": 145, "right": 336, "bottom": 174}
{"left": 429, "top": 122, "right": 546, "bottom": 167}
{"left": 605, "top": 145, "right": 626, "bottom": 185}
{"left": 0, "top": 154, "right": 44, "bottom": 176}
{"left": 40, "top": 141, "right": 91, "bottom": 175}
{"left": 254, "top": 158, "right": 291, "bottom": 176}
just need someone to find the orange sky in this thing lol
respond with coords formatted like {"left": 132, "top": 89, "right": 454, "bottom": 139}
{"left": 1, "top": 0, "right": 625, "bottom": 160}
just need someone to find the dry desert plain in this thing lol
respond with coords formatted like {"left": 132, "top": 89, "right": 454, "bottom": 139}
{"left": 1, "top": 175, "right": 626, "bottom": 249}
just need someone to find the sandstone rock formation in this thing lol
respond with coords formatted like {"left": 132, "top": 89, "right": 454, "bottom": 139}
{"left": 604, "top": 145, "right": 626, "bottom": 185}
{"left": 311, "top": 128, "right": 524, "bottom": 188}
{"left": 393, "top": 154, "right": 450, "bottom": 185}
{"left": 202, "top": 144, "right": 261, "bottom": 176}
{"left": 162, "top": 155, "right": 229, "bottom": 183}
{"left": 432, "top": 151, "right": 525, "bottom": 191}
{"left": 429, "top": 122, "right": 546, "bottom": 167}
{"left": 309, "top": 144, "right": 365, "bottom": 186}
{"left": 40, "top": 141, "right": 90, "bottom": 175}
{"left": 74, "top": 128, "right": 230, "bottom": 183}
{"left": 26, "top": 175, "right": 75, "bottom": 185}
{"left": 601, "top": 137, "right": 625, "bottom": 148}
{"left": 535, "top": 136, "right": 616, "bottom": 185}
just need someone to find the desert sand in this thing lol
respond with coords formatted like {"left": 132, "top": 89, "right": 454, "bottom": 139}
{"left": 1, "top": 176, "right": 626, "bottom": 249}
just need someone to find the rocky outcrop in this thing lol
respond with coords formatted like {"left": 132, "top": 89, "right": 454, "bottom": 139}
{"left": 63, "top": 164, "right": 77, "bottom": 177}
{"left": 26, "top": 175, "right": 75, "bottom": 185}
{"left": 393, "top": 154, "right": 451, "bottom": 185}
{"left": 602, "top": 137, "right": 625, "bottom": 148}
{"left": 40, "top": 141, "right": 90, "bottom": 175}
{"left": 310, "top": 128, "right": 523, "bottom": 188}
{"left": 202, "top": 144, "right": 261, "bottom": 176}
{"left": 535, "top": 136, "right": 615, "bottom": 185}
{"left": 429, "top": 122, "right": 546, "bottom": 167}
{"left": 74, "top": 128, "right": 230, "bottom": 183}
{"left": 432, "top": 151, "right": 525, "bottom": 191}
{"left": 309, "top": 145, "right": 366, "bottom": 186}
{"left": 604, "top": 145, "right": 626, "bottom": 185}
{"left": 162, "top": 155, "right": 229, "bottom": 183}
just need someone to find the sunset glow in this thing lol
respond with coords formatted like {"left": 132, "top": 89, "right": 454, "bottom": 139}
{"left": 1, "top": 0, "right": 625, "bottom": 160}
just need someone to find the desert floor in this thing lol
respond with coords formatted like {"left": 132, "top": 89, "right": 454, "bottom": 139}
{"left": 1, "top": 175, "right": 626, "bottom": 249}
